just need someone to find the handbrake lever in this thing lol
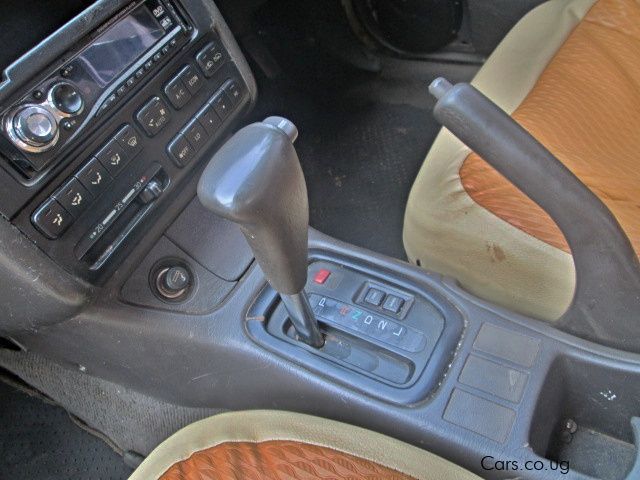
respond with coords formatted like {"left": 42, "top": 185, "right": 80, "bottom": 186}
{"left": 429, "top": 78, "right": 640, "bottom": 353}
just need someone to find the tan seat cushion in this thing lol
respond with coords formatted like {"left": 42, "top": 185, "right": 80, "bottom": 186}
{"left": 460, "top": 0, "right": 640, "bottom": 255}
{"left": 129, "top": 410, "right": 481, "bottom": 480}
{"left": 403, "top": 0, "right": 640, "bottom": 320}
{"left": 158, "top": 440, "right": 419, "bottom": 479}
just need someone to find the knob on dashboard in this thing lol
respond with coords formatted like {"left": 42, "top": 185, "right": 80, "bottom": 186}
{"left": 49, "top": 82, "right": 83, "bottom": 115}
{"left": 12, "top": 105, "right": 58, "bottom": 148}
{"left": 155, "top": 265, "right": 192, "bottom": 300}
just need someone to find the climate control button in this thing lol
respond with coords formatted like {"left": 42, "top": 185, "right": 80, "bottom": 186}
{"left": 32, "top": 199, "right": 72, "bottom": 239}
{"left": 136, "top": 96, "right": 171, "bottom": 137}
{"left": 54, "top": 178, "right": 91, "bottom": 219}
{"left": 114, "top": 124, "right": 143, "bottom": 158}
{"left": 75, "top": 158, "right": 112, "bottom": 197}
{"left": 95, "top": 139, "right": 128, "bottom": 176}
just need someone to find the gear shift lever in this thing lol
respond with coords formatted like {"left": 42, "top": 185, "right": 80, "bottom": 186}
{"left": 197, "top": 117, "right": 324, "bottom": 347}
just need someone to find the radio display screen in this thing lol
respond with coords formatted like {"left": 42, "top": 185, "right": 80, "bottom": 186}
{"left": 77, "top": 7, "right": 164, "bottom": 87}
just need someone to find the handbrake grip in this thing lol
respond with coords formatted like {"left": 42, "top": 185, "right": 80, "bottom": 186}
{"left": 429, "top": 78, "right": 640, "bottom": 353}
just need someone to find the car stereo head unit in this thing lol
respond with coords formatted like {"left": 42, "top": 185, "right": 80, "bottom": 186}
{"left": 0, "top": 0, "right": 189, "bottom": 180}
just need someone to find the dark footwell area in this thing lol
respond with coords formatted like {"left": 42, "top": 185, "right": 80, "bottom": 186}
{"left": 240, "top": 0, "right": 478, "bottom": 258}
{"left": 0, "top": 379, "right": 131, "bottom": 480}
{"left": 251, "top": 59, "right": 476, "bottom": 259}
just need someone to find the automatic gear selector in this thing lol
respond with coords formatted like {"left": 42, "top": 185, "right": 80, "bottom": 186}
{"left": 198, "top": 116, "right": 464, "bottom": 403}
{"left": 197, "top": 116, "right": 324, "bottom": 347}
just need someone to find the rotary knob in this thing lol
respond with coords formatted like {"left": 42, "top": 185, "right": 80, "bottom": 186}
{"left": 12, "top": 105, "right": 58, "bottom": 147}
{"left": 155, "top": 265, "right": 192, "bottom": 300}
{"left": 49, "top": 82, "right": 83, "bottom": 115}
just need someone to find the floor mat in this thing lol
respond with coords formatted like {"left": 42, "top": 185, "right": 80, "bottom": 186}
{"left": 251, "top": 59, "right": 477, "bottom": 259}
{"left": 238, "top": 0, "right": 479, "bottom": 259}
{"left": 0, "top": 379, "right": 132, "bottom": 480}
{"left": 281, "top": 96, "right": 434, "bottom": 259}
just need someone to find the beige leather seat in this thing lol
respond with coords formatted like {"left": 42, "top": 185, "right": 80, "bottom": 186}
{"left": 404, "top": 0, "right": 640, "bottom": 321}
{"left": 130, "top": 410, "right": 480, "bottom": 479}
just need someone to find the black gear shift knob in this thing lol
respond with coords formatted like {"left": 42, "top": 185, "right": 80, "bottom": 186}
{"left": 198, "top": 117, "right": 307, "bottom": 294}
{"left": 197, "top": 117, "right": 323, "bottom": 347}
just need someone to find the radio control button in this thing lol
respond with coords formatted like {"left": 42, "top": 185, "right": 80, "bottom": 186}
{"left": 97, "top": 93, "right": 117, "bottom": 116}
{"left": 76, "top": 158, "right": 112, "bottom": 197}
{"left": 54, "top": 178, "right": 91, "bottom": 219}
{"left": 167, "top": 133, "right": 195, "bottom": 167}
{"left": 196, "top": 42, "right": 225, "bottom": 77}
{"left": 13, "top": 105, "right": 58, "bottom": 146}
{"left": 115, "top": 124, "right": 143, "bottom": 158}
{"left": 136, "top": 96, "right": 171, "bottom": 136}
{"left": 183, "top": 119, "right": 207, "bottom": 152}
{"left": 50, "top": 82, "right": 83, "bottom": 115}
{"left": 60, "top": 65, "right": 75, "bottom": 78}
{"left": 160, "top": 16, "right": 174, "bottom": 30}
{"left": 164, "top": 76, "right": 191, "bottom": 109}
{"left": 210, "top": 91, "right": 232, "bottom": 120}
{"left": 179, "top": 65, "right": 203, "bottom": 95}
{"left": 32, "top": 199, "right": 72, "bottom": 239}
{"left": 196, "top": 104, "right": 221, "bottom": 135}
{"left": 95, "top": 139, "right": 129, "bottom": 176}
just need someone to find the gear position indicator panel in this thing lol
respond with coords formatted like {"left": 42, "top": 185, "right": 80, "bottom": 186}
{"left": 303, "top": 261, "right": 447, "bottom": 363}
{"left": 250, "top": 259, "right": 464, "bottom": 403}
{"left": 308, "top": 294, "right": 426, "bottom": 353}
{"left": 303, "top": 259, "right": 451, "bottom": 384}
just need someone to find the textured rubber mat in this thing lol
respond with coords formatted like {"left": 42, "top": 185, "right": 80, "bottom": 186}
{"left": 0, "top": 380, "right": 132, "bottom": 480}
{"left": 252, "top": 83, "right": 440, "bottom": 259}
{"left": 298, "top": 104, "right": 436, "bottom": 258}
{"left": 297, "top": 100, "right": 436, "bottom": 259}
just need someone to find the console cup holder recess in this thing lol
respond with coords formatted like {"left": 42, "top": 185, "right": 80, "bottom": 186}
{"left": 530, "top": 355, "right": 640, "bottom": 480}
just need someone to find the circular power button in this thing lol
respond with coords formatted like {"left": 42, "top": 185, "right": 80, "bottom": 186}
{"left": 13, "top": 105, "right": 58, "bottom": 146}
{"left": 50, "top": 82, "right": 83, "bottom": 115}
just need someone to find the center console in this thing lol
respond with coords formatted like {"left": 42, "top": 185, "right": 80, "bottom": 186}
{"left": 0, "top": 0, "right": 254, "bottom": 282}
{"left": 249, "top": 259, "right": 464, "bottom": 404}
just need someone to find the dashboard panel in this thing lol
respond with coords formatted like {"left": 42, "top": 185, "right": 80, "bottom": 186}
{"left": 0, "top": 0, "right": 256, "bottom": 283}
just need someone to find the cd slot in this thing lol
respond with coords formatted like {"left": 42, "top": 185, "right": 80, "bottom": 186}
{"left": 74, "top": 163, "right": 169, "bottom": 269}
